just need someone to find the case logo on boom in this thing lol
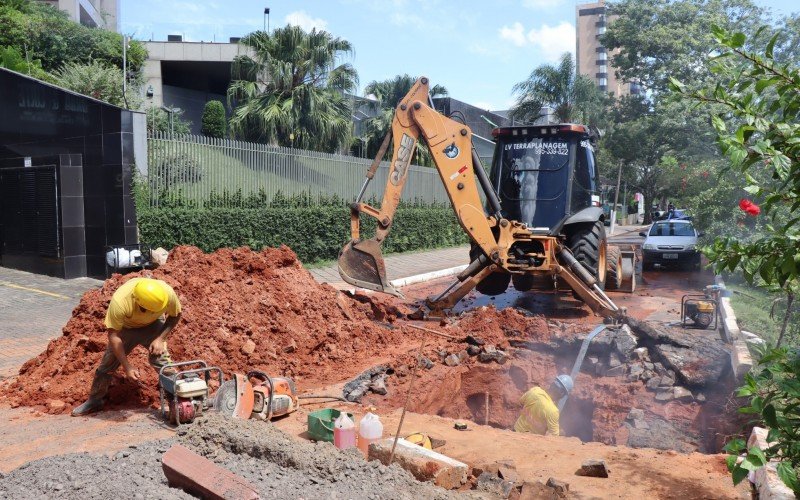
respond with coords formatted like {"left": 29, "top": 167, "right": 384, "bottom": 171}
{"left": 443, "top": 143, "right": 459, "bottom": 159}
{"left": 390, "top": 133, "right": 415, "bottom": 186}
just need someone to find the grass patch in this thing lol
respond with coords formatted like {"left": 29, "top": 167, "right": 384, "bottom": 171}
{"left": 726, "top": 283, "right": 783, "bottom": 346}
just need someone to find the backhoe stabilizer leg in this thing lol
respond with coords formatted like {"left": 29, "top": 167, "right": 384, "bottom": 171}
{"left": 422, "top": 263, "right": 498, "bottom": 319}
{"left": 555, "top": 246, "right": 624, "bottom": 320}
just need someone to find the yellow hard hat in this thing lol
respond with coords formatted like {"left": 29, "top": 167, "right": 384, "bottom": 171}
{"left": 405, "top": 432, "right": 432, "bottom": 449}
{"left": 133, "top": 279, "right": 168, "bottom": 312}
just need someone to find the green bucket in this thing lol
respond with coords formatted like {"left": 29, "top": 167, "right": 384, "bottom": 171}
{"left": 307, "top": 408, "right": 353, "bottom": 442}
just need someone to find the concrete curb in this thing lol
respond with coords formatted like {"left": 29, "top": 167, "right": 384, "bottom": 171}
{"left": 748, "top": 427, "right": 796, "bottom": 499}
{"left": 389, "top": 264, "right": 468, "bottom": 289}
{"left": 715, "top": 275, "right": 754, "bottom": 381}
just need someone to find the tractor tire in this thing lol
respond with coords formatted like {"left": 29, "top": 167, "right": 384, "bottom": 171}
{"left": 606, "top": 245, "right": 623, "bottom": 290}
{"left": 470, "top": 244, "right": 511, "bottom": 296}
{"left": 567, "top": 221, "right": 607, "bottom": 290}
{"left": 511, "top": 274, "right": 535, "bottom": 292}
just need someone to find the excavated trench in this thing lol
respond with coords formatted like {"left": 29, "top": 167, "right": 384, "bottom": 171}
{"left": 378, "top": 321, "right": 741, "bottom": 455}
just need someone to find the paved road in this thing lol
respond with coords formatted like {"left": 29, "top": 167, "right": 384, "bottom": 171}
{"left": 0, "top": 267, "right": 101, "bottom": 378}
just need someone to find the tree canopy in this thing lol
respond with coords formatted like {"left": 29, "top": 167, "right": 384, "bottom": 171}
{"left": 227, "top": 25, "right": 358, "bottom": 152}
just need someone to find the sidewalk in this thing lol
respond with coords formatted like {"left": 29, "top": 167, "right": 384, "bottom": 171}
{"left": 0, "top": 267, "right": 101, "bottom": 378}
{"left": 309, "top": 245, "right": 470, "bottom": 289}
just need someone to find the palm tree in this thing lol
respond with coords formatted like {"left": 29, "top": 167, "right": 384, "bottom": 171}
{"left": 227, "top": 25, "right": 358, "bottom": 152}
{"left": 360, "top": 74, "right": 448, "bottom": 166}
{"left": 510, "top": 52, "right": 606, "bottom": 126}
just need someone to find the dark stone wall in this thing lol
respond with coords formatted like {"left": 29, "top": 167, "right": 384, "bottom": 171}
{"left": 0, "top": 67, "right": 139, "bottom": 278}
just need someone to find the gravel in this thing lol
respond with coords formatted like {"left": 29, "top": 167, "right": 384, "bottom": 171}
{"left": 0, "top": 412, "right": 469, "bottom": 499}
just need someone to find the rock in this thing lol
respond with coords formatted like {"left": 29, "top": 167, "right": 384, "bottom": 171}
{"left": 672, "top": 386, "right": 693, "bottom": 402}
{"left": 608, "top": 352, "right": 622, "bottom": 368}
{"left": 282, "top": 339, "right": 297, "bottom": 353}
{"left": 642, "top": 370, "right": 656, "bottom": 381}
{"left": 632, "top": 347, "right": 649, "bottom": 360}
{"left": 466, "top": 335, "right": 486, "bottom": 346}
{"left": 658, "top": 375, "right": 675, "bottom": 388}
{"left": 629, "top": 364, "right": 644, "bottom": 377}
{"left": 695, "top": 392, "right": 706, "bottom": 402}
{"left": 653, "top": 362, "right": 667, "bottom": 376}
{"left": 479, "top": 346, "right": 508, "bottom": 364}
{"left": 627, "top": 408, "right": 645, "bottom": 421}
{"left": 498, "top": 464, "right": 519, "bottom": 485}
{"left": 150, "top": 247, "right": 169, "bottom": 266}
{"left": 645, "top": 377, "right": 661, "bottom": 390}
{"left": 457, "top": 350, "right": 469, "bottom": 362}
{"left": 520, "top": 481, "right": 562, "bottom": 499}
{"left": 467, "top": 345, "right": 481, "bottom": 356}
{"left": 655, "top": 390, "right": 674, "bottom": 402}
{"left": 578, "top": 459, "right": 609, "bottom": 478}
{"left": 369, "top": 375, "right": 388, "bottom": 395}
{"left": 369, "top": 438, "right": 468, "bottom": 490}
{"left": 477, "top": 472, "right": 514, "bottom": 498}
{"left": 643, "top": 361, "right": 655, "bottom": 371}
{"left": 605, "top": 365, "right": 625, "bottom": 377}
{"left": 583, "top": 356, "right": 600, "bottom": 375}
{"left": 444, "top": 354, "right": 461, "bottom": 367}
{"left": 240, "top": 340, "right": 256, "bottom": 355}
{"left": 546, "top": 477, "right": 570, "bottom": 498}
{"left": 419, "top": 357, "right": 434, "bottom": 370}
{"left": 47, "top": 399, "right": 66, "bottom": 411}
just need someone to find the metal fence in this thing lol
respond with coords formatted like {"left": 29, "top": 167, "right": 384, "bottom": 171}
{"left": 146, "top": 133, "right": 453, "bottom": 207}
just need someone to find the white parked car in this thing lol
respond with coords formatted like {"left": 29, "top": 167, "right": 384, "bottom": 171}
{"left": 639, "top": 219, "right": 703, "bottom": 270}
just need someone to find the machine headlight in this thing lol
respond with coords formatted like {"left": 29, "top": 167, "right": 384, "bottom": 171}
{"left": 686, "top": 244, "right": 696, "bottom": 251}
{"left": 643, "top": 243, "right": 656, "bottom": 250}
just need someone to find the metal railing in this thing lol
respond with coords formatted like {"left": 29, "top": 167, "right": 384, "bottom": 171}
{"left": 146, "top": 132, "right": 453, "bottom": 207}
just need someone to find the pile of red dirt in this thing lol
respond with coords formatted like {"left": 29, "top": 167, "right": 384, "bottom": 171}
{"left": 0, "top": 246, "right": 412, "bottom": 414}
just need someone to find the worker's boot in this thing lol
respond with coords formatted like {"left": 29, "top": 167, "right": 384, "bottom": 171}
{"left": 71, "top": 398, "right": 104, "bottom": 416}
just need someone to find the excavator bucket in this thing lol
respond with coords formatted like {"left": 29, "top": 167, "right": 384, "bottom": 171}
{"left": 338, "top": 239, "right": 402, "bottom": 297}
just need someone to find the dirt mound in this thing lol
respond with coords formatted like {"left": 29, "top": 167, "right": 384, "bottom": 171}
{"left": 449, "top": 306, "right": 550, "bottom": 348}
{"left": 1, "top": 246, "right": 410, "bottom": 413}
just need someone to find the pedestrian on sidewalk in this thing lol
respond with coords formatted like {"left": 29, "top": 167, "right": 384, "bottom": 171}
{"left": 513, "top": 375, "right": 573, "bottom": 436}
{"left": 71, "top": 278, "right": 182, "bottom": 416}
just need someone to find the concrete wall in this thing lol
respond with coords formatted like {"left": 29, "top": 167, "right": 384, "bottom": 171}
{"left": 39, "top": 0, "right": 118, "bottom": 31}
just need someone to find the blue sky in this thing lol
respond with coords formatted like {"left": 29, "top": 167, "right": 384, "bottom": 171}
{"left": 121, "top": 0, "right": 798, "bottom": 110}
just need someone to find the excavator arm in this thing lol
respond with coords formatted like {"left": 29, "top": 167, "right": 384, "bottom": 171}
{"left": 338, "top": 77, "right": 623, "bottom": 320}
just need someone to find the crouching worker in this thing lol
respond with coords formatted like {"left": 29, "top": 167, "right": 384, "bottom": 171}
{"left": 72, "top": 278, "right": 182, "bottom": 416}
{"left": 513, "top": 375, "right": 573, "bottom": 436}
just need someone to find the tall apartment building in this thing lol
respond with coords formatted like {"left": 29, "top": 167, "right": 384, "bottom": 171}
{"left": 576, "top": 0, "right": 638, "bottom": 98}
{"left": 37, "top": 0, "right": 119, "bottom": 31}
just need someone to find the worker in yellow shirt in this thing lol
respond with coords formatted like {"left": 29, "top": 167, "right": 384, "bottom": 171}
{"left": 513, "top": 375, "right": 573, "bottom": 436}
{"left": 72, "top": 278, "right": 182, "bottom": 416}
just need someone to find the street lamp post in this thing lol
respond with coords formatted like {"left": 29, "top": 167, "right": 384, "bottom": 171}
{"left": 264, "top": 8, "right": 270, "bottom": 32}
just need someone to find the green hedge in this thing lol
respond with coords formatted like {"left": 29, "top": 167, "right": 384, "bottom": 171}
{"left": 138, "top": 206, "right": 467, "bottom": 264}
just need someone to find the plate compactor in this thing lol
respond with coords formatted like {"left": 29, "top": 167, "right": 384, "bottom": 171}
{"left": 213, "top": 370, "right": 298, "bottom": 421}
{"left": 159, "top": 360, "right": 224, "bottom": 426}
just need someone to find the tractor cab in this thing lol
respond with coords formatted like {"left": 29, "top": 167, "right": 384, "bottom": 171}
{"left": 488, "top": 124, "right": 601, "bottom": 235}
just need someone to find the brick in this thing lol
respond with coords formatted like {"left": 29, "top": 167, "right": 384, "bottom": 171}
{"left": 161, "top": 444, "right": 260, "bottom": 499}
{"left": 368, "top": 437, "right": 467, "bottom": 490}
{"left": 578, "top": 459, "right": 609, "bottom": 478}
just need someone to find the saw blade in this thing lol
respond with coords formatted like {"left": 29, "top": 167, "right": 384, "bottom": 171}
{"left": 214, "top": 380, "right": 239, "bottom": 417}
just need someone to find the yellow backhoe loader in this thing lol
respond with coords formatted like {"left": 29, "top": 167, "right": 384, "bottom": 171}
{"left": 338, "top": 77, "right": 634, "bottom": 320}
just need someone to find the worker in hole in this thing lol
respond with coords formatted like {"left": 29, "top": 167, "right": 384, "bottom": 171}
{"left": 72, "top": 278, "right": 182, "bottom": 416}
{"left": 513, "top": 375, "right": 573, "bottom": 436}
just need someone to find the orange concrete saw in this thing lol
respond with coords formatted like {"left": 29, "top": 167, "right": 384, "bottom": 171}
{"left": 213, "top": 371, "right": 298, "bottom": 421}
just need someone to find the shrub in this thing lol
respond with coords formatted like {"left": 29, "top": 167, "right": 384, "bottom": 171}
{"left": 149, "top": 151, "right": 203, "bottom": 186}
{"left": 55, "top": 61, "right": 141, "bottom": 108}
{"left": 201, "top": 101, "right": 226, "bottom": 138}
{"left": 137, "top": 205, "right": 467, "bottom": 264}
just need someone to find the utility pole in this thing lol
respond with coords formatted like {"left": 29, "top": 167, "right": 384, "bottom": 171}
{"left": 122, "top": 35, "right": 127, "bottom": 102}
{"left": 264, "top": 7, "right": 270, "bottom": 32}
{"left": 610, "top": 163, "right": 623, "bottom": 236}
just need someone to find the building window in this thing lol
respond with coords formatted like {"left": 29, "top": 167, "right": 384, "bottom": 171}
{"left": 597, "top": 26, "right": 606, "bottom": 35}
{"left": 598, "top": 78, "right": 608, "bottom": 87}
{"left": 597, "top": 52, "right": 607, "bottom": 61}
{"left": 597, "top": 65, "right": 607, "bottom": 73}
{"left": 595, "top": 46, "right": 606, "bottom": 53}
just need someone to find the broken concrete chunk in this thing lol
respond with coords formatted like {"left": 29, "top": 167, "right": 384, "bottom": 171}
{"left": 695, "top": 392, "right": 706, "bottom": 402}
{"left": 467, "top": 345, "right": 481, "bottom": 356}
{"left": 477, "top": 472, "right": 515, "bottom": 498}
{"left": 578, "top": 459, "right": 609, "bottom": 478}
{"left": 608, "top": 352, "right": 622, "bottom": 368}
{"left": 633, "top": 347, "right": 649, "bottom": 360}
{"left": 369, "top": 438, "right": 467, "bottom": 490}
{"left": 457, "top": 350, "right": 469, "bottom": 362}
{"left": 368, "top": 375, "right": 388, "bottom": 395}
{"left": 612, "top": 325, "right": 638, "bottom": 360}
{"left": 645, "top": 377, "right": 661, "bottom": 390}
{"left": 479, "top": 346, "right": 508, "bottom": 364}
{"left": 653, "top": 362, "right": 667, "bottom": 376}
{"left": 673, "top": 386, "right": 693, "bottom": 402}
{"left": 658, "top": 375, "right": 675, "bottom": 387}
{"left": 604, "top": 365, "right": 625, "bottom": 377}
{"left": 643, "top": 361, "right": 655, "bottom": 371}
{"left": 629, "top": 364, "right": 644, "bottom": 377}
{"left": 444, "top": 354, "right": 461, "bottom": 367}
{"left": 419, "top": 357, "right": 434, "bottom": 370}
